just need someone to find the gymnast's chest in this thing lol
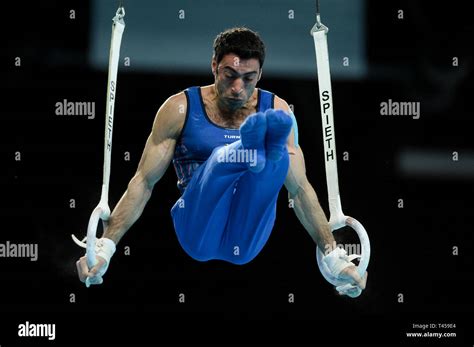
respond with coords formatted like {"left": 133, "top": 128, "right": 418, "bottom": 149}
{"left": 178, "top": 124, "right": 241, "bottom": 160}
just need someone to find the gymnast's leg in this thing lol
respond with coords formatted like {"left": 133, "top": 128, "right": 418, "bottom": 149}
{"left": 217, "top": 109, "right": 292, "bottom": 264}
{"left": 171, "top": 110, "right": 292, "bottom": 263}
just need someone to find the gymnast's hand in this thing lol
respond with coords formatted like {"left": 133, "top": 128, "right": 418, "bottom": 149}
{"left": 75, "top": 237, "right": 116, "bottom": 286}
{"left": 76, "top": 255, "right": 108, "bottom": 285}
{"left": 322, "top": 247, "right": 368, "bottom": 298}
{"left": 338, "top": 265, "right": 368, "bottom": 297}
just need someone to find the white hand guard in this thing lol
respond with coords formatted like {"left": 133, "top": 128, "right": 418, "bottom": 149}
{"left": 73, "top": 236, "right": 116, "bottom": 278}
{"left": 322, "top": 247, "right": 362, "bottom": 298}
{"left": 94, "top": 238, "right": 116, "bottom": 276}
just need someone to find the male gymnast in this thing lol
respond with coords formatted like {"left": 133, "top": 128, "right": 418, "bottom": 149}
{"left": 76, "top": 27, "right": 367, "bottom": 297}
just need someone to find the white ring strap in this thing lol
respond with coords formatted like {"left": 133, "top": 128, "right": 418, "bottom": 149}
{"left": 72, "top": 6, "right": 125, "bottom": 287}
{"left": 311, "top": 20, "right": 370, "bottom": 289}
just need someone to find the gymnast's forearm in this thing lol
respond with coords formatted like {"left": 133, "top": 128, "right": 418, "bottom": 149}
{"left": 292, "top": 182, "right": 335, "bottom": 253}
{"left": 102, "top": 174, "right": 153, "bottom": 245}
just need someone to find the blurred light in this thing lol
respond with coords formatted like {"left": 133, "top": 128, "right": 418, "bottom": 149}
{"left": 89, "top": 0, "right": 366, "bottom": 79}
{"left": 397, "top": 148, "right": 474, "bottom": 180}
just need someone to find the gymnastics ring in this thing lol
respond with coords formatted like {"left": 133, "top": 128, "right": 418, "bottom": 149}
{"left": 71, "top": 5, "right": 125, "bottom": 287}
{"left": 311, "top": 1, "right": 370, "bottom": 287}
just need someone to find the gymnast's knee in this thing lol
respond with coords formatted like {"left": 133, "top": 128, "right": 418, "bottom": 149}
{"left": 179, "top": 242, "right": 214, "bottom": 262}
{"left": 218, "top": 247, "right": 262, "bottom": 265}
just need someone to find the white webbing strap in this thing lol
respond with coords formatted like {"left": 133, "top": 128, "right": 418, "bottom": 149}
{"left": 101, "top": 7, "right": 125, "bottom": 199}
{"left": 312, "top": 27, "right": 345, "bottom": 229}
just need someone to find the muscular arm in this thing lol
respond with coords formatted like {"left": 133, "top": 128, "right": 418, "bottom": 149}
{"left": 102, "top": 93, "right": 186, "bottom": 244}
{"left": 274, "top": 97, "right": 335, "bottom": 254}
{"left": 285, "top": 146, "right": 335, "bottom": 253}
{"left": 274, "top": 97, "right": 367, "bottom": 293}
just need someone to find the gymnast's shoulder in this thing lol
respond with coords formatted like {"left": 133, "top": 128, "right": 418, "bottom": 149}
{"left": 152, "top": 91, "right": 187, "bottom": 140}
{"left": 273, "top": 94, "right": 293, "bottom": 115}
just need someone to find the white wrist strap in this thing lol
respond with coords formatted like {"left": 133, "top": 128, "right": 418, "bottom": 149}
{"left": 322, "top": 247, "right": 360, "bottom": 278}
{"left": 72, "top": 237, "right": 116, "bottom": 265}
{"left": 95, "top": 238, "right": 116, "bottom": 264}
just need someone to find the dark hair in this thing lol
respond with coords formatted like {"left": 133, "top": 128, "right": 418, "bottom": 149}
{"left": 213, "top": 27, "right": 266, "bottom": 68}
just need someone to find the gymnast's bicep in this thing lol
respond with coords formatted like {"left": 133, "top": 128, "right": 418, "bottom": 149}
{"left": 135, "top": 93, "right": 186, "bottom": 189}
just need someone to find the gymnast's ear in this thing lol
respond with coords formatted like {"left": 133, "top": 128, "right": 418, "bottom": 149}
{"left": 211, "top": 57, "right": 217, "bottom": 77}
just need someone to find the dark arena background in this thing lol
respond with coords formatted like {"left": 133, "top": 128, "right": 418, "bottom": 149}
{"left": 2, "top": 0, "right": 473, "bottom": 345}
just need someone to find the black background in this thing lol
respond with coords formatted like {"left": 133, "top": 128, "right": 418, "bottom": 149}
{"left": 1, "top": 0, "right": 473, "bottom": 345}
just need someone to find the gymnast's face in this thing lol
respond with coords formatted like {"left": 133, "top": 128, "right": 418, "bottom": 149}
{"left": 212, "top": 53, "right": 261, "bottom": 112}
